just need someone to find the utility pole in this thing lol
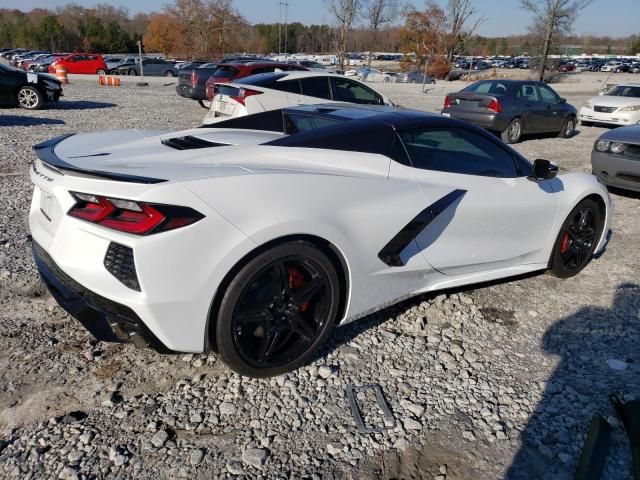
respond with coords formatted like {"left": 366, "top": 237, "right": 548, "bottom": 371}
{"left": 278, "top": 1, "right": 289, "bottom": 57}
{"left": 278, "top": 1, "right": 282, "bottom": 55}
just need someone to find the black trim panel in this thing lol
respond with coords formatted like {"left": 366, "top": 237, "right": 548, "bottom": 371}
{"left": 33, "top": 134, "right": 167, "bottom": 185}
{"left": 378, "top": 189, "right": 467, "bottom": 267}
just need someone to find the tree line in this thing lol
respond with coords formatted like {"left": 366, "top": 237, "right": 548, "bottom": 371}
{"left": 0, "top": 1, "right": 637, "bottom": 64}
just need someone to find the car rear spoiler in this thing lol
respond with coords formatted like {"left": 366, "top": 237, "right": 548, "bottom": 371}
{"left": 33, "top": 134, "right": 166, "bottom": 184}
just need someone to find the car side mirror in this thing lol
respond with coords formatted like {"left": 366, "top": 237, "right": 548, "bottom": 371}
{"left": 558, "top": 97, "right": 566, "bottom": 104}
{"left": 530, "top": 159, "right": 558, "bottom": 181}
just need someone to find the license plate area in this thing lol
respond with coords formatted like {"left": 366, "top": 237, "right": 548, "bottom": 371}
{"left": 40, "top": 191, "right": 57, "bottom": 222}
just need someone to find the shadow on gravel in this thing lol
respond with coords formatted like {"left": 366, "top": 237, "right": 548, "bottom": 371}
{"left": 507, "top": 282, "right": 640, "bottom": 479}
{"left": 608, "top": 186, "right": 640, "bottom": 200}
{"left": 0, "top": 115, "right": 65, "bottom": 126}
{"left": 51, "top": 101, "right": 117, "bottom": 110}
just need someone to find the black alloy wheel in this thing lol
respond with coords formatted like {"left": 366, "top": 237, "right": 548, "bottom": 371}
{"left": 549, "top": 198, "right": 603, "bottom": 278}
{"left": 216, "top": 241, "right": 340, "bottom": 377}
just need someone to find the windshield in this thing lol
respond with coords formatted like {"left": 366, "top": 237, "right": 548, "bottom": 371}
{"left": 212, "top": 66, "right": 240, "bottom": 78}
{"left": 606, "top": 86, "right": 640, "bottom": 98}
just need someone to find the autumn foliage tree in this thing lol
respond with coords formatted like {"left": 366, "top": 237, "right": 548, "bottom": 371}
{"left": 400, "top": 2, "right": 450, "bottom": 79}
{"left": 145, "top": 14, "right": 183, "bottom": 56}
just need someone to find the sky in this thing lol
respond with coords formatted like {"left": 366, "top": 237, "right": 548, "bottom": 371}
{"left": 2, "top": 0, "right": 639, "bottom": 37}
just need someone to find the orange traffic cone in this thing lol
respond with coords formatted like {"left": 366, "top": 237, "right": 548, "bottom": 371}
{"left": 98, "top": 76, "right": 121, "bottom": 87}
{"left": 55, "top": 64, "right": 69, "bottom": 84}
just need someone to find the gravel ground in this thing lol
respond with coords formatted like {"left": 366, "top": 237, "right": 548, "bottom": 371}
{"left": 1, "top": 71, "right": 639, "bottom": 479}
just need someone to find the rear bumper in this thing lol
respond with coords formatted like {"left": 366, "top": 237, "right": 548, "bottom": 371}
{"left": 592, "top": 151, "right": 640, "bottom": 192}
{"left": 176, "top": 84, "right": 206, "bottom": 100}
{"left": 32, "top": 241, "right": 170, "bottom": 351}
{"left": 441, "top": 109, "right": 509, "bottom": 132}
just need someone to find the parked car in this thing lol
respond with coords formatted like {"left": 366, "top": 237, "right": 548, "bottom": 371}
{"left": 601, "top": 62, "right": 622, "bottom": 72}
{"left": 115, "top": 57, "right": 177, "bottom": 77}
{"left": 48, "top": 53, "right": 108, "bottom": 75}
{"left": 203, "top": 71, "right": 392, "bottom": 125}
{"left": 18, "top": 53, "right": 51, "bottom": 71}
{"left": 29, "top": 104, "right": 612, "bottom": 376}
{"left": 393, "top": 70, "right": 436, "bottom": 84}
{"left": 178, "top": 61, "right": 306, "bottom": 108}
{"left": 592, "top": 125, "right": 640, "bottom": 192}
{"left": 579, "top": 83, "right": 640, "bottom": 127}
{"left": 0, "top": 62, "right": 62, "bottom": 109}
{"left": 29, "top": 54, "right": 67, "bottom": 73}
{"left": 441, "top": 79, "right": 577, "bottom": 143}
{"left": 103, "top": 56, "right": 132, "bottom": 72}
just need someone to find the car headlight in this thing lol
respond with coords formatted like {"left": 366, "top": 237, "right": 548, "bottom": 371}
{"left": 595, "top": 140, "right": 611, "bottom": 152}
{"left": 619, "top": 105, "right": 640, "bottom": 112}
{"left": 583, "top": 101, "right": 593, "bottom": 109}
{"left": 610, "top": 142, "right": 627, "bottom": 154}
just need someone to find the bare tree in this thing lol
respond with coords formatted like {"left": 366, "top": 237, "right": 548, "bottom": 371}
{"left": 326, "top": 0, "right": 361, "bottom": 70}
{"left": 521, "top": 0, "right": 593, "bottom": 81}
{"left": 446, "top": 0, "right": 485, "bottom": 62}
{"left": 362, "top": 0, "right": 399, "bottom": 66}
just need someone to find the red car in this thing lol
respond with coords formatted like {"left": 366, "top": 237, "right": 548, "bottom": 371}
{"left": 48, "top": 53, "right": 108, "bottom": 75}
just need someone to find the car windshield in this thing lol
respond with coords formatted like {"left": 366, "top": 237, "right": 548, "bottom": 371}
{"left": 606, "top": 86, "right": 640, "bottom": 98}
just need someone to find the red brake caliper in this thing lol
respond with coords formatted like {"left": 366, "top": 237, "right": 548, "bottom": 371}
{"left": 560, "top": 232, "right": 570, "bottom": 254}
{"left": 287, "top": 267, "right": 309, "bottom": 312}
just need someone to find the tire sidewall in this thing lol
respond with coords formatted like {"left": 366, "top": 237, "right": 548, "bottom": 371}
{"left": 215, "top": 241, "right": 341, "bottom": 377}
{"left": 549, "top": 198, "right": 604, "bottom": 278}
{"left": 559, "top": 116, "right": 575, "bottom": 138}
{"left": 502, "top": 117, "right": 522, "bottom": 144}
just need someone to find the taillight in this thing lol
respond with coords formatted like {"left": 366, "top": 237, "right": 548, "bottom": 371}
{"left": 487, "top": 99, "right": 501, "bottom": 113}
{"left": 444, "top": 95, "right": 452, "bottom": 109}
{"left": 191, "top": 70, "right": 197, "bottom": 88}
{"left": 68, "top": 192, "right": 204, "bottom": 235}
{"left": 231, "top": 88, "right": 262, "bottom": 106}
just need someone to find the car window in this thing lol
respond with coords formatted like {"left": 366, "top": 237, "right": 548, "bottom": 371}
{"left": 274, "top": 79, "right": 302, "bottom": 94}
{"left": 300, "top": 77, "right": 331, "bottom": 99}
{"left": 399, "top": 127, "right": 519, "bottom": 178}
{"left": 213, "top": 66, "right": 240, "bottom": 78}
{"left": 466, "top": 82, "right": 492, "bottom": 94}
{"left": 516, "top": 83, "right": 540, "bottom": 102}
{"left": 538, "top": 84, "right": 559, "bottom": 104}
{"left": 606, "top": 85, "right": 640, "bottom": 97}
{"left": 331, "top": 78, "right": 382, "bottom": 104}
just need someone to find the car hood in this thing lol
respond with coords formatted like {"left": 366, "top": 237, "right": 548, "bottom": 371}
{"left": 588, "top": 95, "right": 640, "bottom": 107}
{"left": 598, "top": 124, "right": 640, "bottom": 144}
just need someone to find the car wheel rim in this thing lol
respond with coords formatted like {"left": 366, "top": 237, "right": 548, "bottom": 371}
{"left": 566, "top": 119, "right": 574, "bottom": 135}
{"left": 510, "top": 121, "right": 521, "bottom": 141}
{"left": 18, "top": 89, "right": 37, "bottom": 108}
{"left": 231, "top": 256, "right": 331, "bottom": 368}
{"left": 560, "top": 207, "right": 596, "bottom": 272}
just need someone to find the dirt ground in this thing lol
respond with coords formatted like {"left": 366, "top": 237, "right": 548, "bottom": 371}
{"left": 0, "top": 70, "right": 639, "bottom": 479}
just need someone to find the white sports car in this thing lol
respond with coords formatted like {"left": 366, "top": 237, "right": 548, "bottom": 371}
{"left": 30, "top": 105, "right": 613, "bottom": 377}
{"left": 203, "top": 71, "right": 392, "bottom": 125}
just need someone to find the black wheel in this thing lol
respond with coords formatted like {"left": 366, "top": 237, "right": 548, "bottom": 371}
{"left": 215, "top": 241, "right": 340, "bottom": 377}
{"left": 127, "top": 69, "right": 137, "bottom": 76}
{"left": 198, "top": 100, "right": 211, "bottom": 109}
{"left": 579, "top": 120, "right": 593, "bottom": 127}
{"left": 17, "top": 86, "right": 43, "bottom": 110}
{"left": 549, "top": 198, "right": 604, "bottom": 278}
{"left": 501, "top": 117, "right": 522, "bottom": 144}
{"left": 109, "top": 69, "right": 119, "bottom": 75}
{"left": 164, "top": 70, "right": 175, "bottom": 77}
{"left": 96, "top": 69, "right": 106, "bottom": 75}
{"left": 558, "top": 116, "right": 575, "bottom": 138}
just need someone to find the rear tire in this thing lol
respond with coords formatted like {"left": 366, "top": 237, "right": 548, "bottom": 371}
{"left": 198, "top": 100, "right": 211, "bottom": 109}
{"left": 164, "top": 70, "right": 175, "bottom": 77}
{"left": 558, "top": 116, "right": 575, "bottom": 138}
{"left": 548, "top": 198, "right": 604, "bottom": 278}
{"left": 127, "top": 69, "right": 137, "bottom": 76}
{"left": 96, "top": 69, "right": 106, "bottom": 75}
{"left": 215, "top": 241, "right": 340, "bottom": 377}
{"left": 501, "top": 117, "right": 523, "bottom": 144}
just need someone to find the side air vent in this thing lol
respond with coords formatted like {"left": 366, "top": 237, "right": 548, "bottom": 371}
{"left": 161, "top": 135, "right": 228, "bottom": 150}
{"left": 104, "top": 242, "right": 140, "bottom": 291}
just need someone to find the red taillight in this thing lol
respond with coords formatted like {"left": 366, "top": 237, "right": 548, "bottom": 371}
{"left": 231, "top": 88, "right": 262, "bottom": 106}
{"left": 68, "top": 192, "right": 204, "bottom": 235}
{"left": 191, "top": 70, "right": 198, "bottom": 88}
{"left": 206, "top": 77, "right": 215, "bottom": 100}
{"left": 487, "top": 99, "right": 501, "bottom": 113}
{"left": 444, "top": 95, "right": 452, "bottom": 109}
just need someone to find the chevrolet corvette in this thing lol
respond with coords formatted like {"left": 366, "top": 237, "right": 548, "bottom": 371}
{"left": 29, "top": 105, "right": 613, "bottom": 377}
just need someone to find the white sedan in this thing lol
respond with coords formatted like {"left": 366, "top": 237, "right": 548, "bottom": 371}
{"left": 30, "top": 104, "right": 612, "bottom": 377}
{"left": 202, "top": 71, "right": 392, "bottom": 125}
{"left": 579, "top": 83, "right": 640, "bottom": 127}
